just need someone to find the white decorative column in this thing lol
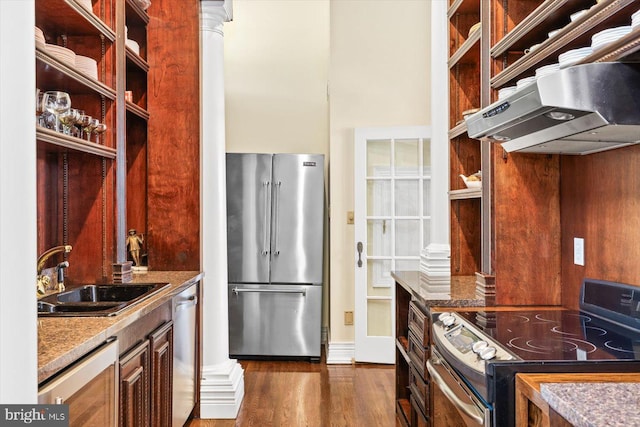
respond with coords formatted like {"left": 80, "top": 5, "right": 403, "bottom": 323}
{"left": 200, "top": 0, "right": 244, "bottom": 419}
{"left": 421, "top": 0, "right": 451, "bottom": 293}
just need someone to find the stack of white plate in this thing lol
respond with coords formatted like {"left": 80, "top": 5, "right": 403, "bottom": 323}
{"left": 126, "top": 39, "right": 140, "bottom": 55}
{"left": 78, "top": 0, "right": 93, "bottom": 12}
{"left": 535, "top": 63, "right": 560, "bottom": 79}
{"left": 516, "top": 76, "right": 535, "bottom": 90}
{"left": 498, "top": 86, "right": 516, "bottom": 100}
{"left": 75, "top": 55, "right": 98, "bottom": 80}
{"left": 35, "top": 27, "right": 45, "bottom": 50}
{"left": 591, "top": 26, "right": 632, "bottom": 50}
{"left": 632, "top": 9, "right": 640, "bottom": 29}
{"left": 558, "top": 47, "right": 593, "bottom": 68}
{"left": 45, "top": 44, "right": 76, "bottom": 66}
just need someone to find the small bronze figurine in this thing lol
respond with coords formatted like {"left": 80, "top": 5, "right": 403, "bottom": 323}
{"left": 126, "top": 229, "right": 144, "bottom": 266}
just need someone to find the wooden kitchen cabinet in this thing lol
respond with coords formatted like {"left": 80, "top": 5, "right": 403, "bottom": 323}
{"left": 35, "top": 0, "right": 201, "bottom": 282}
{"left": 395, "top": 279, "right": 432, "bottom": 427}
{"left": 150, "top": 321, "right": 173, "bottom": 427}
{"left": 119, "top": 341, "right": 150, "bottom": 427}
{"left": 448, "top": 0, "right": 640, "bottom": 305}
{"left": 118, "top": 313, "right": 173, "bottom": 427}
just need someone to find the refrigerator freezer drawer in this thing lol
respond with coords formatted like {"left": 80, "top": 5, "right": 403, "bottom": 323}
{"left": 228, "top": 284, "right": 322, "bottom": 359}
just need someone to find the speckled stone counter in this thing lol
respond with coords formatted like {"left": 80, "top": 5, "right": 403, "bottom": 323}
{"left": 391, "top": 270, "right": 484, "bottom": 307}
{"left": 38, "top": 270, "right": 203, "bottom": 383}
{"left": 540, "top": 382, "right": 640, "bottom": 427}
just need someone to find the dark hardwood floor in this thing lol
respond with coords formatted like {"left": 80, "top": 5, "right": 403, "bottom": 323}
{"left": 188, "top": 356, "right": 397, "bottom": 427}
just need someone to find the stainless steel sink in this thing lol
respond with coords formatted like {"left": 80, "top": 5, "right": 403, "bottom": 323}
{"left": 37, "top": 283, "right": 170, "bottom": 317}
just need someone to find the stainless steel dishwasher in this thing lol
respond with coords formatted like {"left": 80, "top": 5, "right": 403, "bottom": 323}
{"left": 172, "top": 284, "right": 198, "bottom": 427}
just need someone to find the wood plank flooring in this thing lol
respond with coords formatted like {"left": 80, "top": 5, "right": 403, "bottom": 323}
{"left": 188, "top": 357, "right": 397, "bottom": 427}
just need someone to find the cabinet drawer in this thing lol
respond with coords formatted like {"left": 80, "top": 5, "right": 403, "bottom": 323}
{"left": 410, "top": 395, "right": 430, "bottom": 427}
{"left": 409, "top": 367, "right": 428, "bottom": 415}
{"left": 408, "top": 330, "right": 428, "bottom": 380}
{"left": 408, "top": 301, "right": 429, "bottom": 347}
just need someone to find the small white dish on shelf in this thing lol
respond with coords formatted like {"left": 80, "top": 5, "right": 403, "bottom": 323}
{"left": 35, "top": 26, "right": 46, "bottom": 49}
{"left": 126, "top": 39, "right": 140, "bottom": 55}
{"left": 460, "top": 172, "right": 482, "bottom": 189}
{"left": 570, "top": 9, "right": 588, "bottom": 22}
{"left": 632, "top": 9, "right": 640, "bottom": 28}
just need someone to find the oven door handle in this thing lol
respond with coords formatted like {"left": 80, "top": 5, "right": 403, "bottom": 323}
{"left": 427, "top": 360, "right": 485, "bottom": 425}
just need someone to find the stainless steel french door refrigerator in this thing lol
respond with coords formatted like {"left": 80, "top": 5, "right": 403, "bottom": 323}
{"left": 226, "top": 153, "right": 324, "bottom": 360}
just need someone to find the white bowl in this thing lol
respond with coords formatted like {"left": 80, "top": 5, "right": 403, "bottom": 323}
{"left": 535, "top": 63, "right": 560, "bottom": 79}
{"left": 498, "top": 86, "right": 516, "bottom": 100}
{"left": 126, "top": 39, "right": 140, "bottom": 55}
{"left": 570, "top": 10, "right": 588, "bottom": 22}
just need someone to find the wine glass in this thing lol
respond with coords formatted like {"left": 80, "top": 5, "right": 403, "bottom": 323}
{"left": 83, "top": 117, "right": 98, "bottom": 141}
{"left": 73, "top": 110, "right": 85, "bottom": 137}
{"left": 59, "top": 108, "right": 80, "bottom": 136}
{"left": 41, "top": 91, "right": 71, "bottom": 133}
{"left": 79, "top": 114, "right": 92, "bottom": 139}
{"left": 93, "top": 122, "right": 108, "bottom": 144}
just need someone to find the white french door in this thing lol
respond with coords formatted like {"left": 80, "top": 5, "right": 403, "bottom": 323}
{"left": 354, "top": 126, "right": 431, "bottom": 363}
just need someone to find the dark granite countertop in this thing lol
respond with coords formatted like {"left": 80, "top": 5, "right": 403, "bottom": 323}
{"left": 541, "top": 382, "right": 640, "bottom": 427}
{"left": 391, "top": 270, "right": 484, "bottom": 308}
{"left": 38, "top": 270, "right": 203, "bottom": 383}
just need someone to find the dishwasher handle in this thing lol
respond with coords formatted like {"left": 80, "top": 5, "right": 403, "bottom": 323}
{"left": 174, "top": 295, "right": 198, "bottom": 313}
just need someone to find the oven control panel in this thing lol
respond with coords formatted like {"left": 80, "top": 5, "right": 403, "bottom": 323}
{"left": 432, "top": 312, "right": 517, "bottom": 375}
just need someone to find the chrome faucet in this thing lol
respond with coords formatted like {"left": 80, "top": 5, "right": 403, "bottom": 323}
{"left": 37, "top": 245, "right": 72, "bottom": 295}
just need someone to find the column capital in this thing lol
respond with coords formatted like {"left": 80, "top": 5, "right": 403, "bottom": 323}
{"left": 201, "top": 0, "right": 232, "bottom": 35}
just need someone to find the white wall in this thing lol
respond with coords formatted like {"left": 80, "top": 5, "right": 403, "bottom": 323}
{"left": 0, "top": 0, "right": 38, "bottom": 403}
{"left": 222, "top": 0, "right": 430, "bottom": 345}
{"left": 328, "top": 1, "right": 430, "bottom": 343}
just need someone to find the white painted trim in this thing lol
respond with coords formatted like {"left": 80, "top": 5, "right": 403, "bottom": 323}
{"left": 0, "top": 0, "right": 38, "bottom": 403}
{"left": 200, "top": 360, "right": 245, "bottom": 419}
{"left": 326, "top": 342, "right": 355, "bottom": 365}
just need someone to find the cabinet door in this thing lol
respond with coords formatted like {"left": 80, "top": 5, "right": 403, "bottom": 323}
{"left": 150, "top": 321, "right": 173, "bottom": 427}
{"left": 119, "top": 341, "right": 150, "bottom": 427}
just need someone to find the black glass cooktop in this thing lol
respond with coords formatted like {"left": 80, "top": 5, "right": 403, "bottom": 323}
{"left": 456, "top": 310, "right": 640, "bottom": 362}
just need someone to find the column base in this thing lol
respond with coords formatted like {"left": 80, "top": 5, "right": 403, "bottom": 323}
{"left": 200, "top": 359, "right": 245, "bottom": 419}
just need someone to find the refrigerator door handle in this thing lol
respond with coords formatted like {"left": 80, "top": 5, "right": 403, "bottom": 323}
{"left": 273, "top": 181, "right": 282, "bottom": 255}
{"left": 262, "top": 181, "right": 271, "bottom": 255}
{"left": 232, "top": 286, "right": 306, "bottom": 296}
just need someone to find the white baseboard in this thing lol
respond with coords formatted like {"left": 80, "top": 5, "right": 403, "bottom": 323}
{"left": 326, "top": 341, "right": 355, "bottom": 364}
{"left": 200, "top": 359, "right": 245, "bottom": 419}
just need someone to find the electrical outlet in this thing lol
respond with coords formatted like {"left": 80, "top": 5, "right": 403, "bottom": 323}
{"left": 574, "top": 237, "right": 584, "bottom": 266}
{"left": 344, "top": 311, "right": 354, "bottom": 325}
{"left": 347, "top": 211, "right": 354, "bottom": 224}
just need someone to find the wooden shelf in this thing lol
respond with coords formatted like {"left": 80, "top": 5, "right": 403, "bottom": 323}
{"left": 449, "top": 188, "right": 482, "bottom": 200}
{"left": 126, "top": 101, "right": 150, "bottom": 121}
{"left": 449, "top": 121, "right": 469, "bottom": 139}
{"left": 36, "top": 0, "right": 116, "bottom": 41}
{"left": 36, "top": 48, "right": 116, "bottom": 99}
{"left": 125, "top": 0, "right": 150, "bottom": 26}
{"left": 396, "top": 399, "right": 411, "bottom": 427}
{"left": 126, "top": 48, "right": 149, "bottom": 72}
{"left": 37, "top": 127, "right": 117, "bottom": 159}
{"left": 447, "top": 0, "right": 480, "bottom": 18}
{"left": 449, "top": 27, "right": 481, "bottom": 68}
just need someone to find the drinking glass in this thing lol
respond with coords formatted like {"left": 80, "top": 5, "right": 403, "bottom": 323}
{"left": 73, "top": 110, "right": 85, "bottom": 137}
{"left": 59, "top": 109, "right": 80, "bottom": 136}
{"left": 82, "top": 116, "right": 98, "bottom": 141}
{"left": 41, "top": 91, "right": 71, "bottom": 133}
{"left": 93, "top": 122, "right": 108, "bottom": 144}
{"left": 79, "top": 114, "right": 93, "bottom": 139}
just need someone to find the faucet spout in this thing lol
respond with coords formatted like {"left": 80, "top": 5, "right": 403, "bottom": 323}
{"left": 37, "top": 245, "right": 72, "bottom": 275}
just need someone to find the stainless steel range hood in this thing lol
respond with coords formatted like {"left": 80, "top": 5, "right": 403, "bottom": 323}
{"left": 465, "top": 63, "right": 640, "bottom": 155}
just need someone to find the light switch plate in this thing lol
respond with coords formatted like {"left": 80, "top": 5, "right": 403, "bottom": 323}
{"left": 574, "top": 237, "right": 584, "bottom": 266}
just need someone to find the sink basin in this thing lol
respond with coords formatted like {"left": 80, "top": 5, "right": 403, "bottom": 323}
{"left": 38, "top": 283, "right": 170, "bottom": 317}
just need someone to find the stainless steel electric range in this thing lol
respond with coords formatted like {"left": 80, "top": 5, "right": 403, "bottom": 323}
{"left": 429, "top": 279, "right": 640, "bottom": 427}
